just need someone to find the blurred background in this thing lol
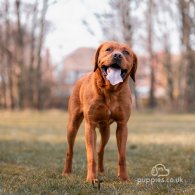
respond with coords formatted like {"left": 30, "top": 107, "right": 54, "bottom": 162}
{"left": 0, "top": 1, "right": 195, "bottom": 193}
{"left": 0, "top": 0, "right": 194, "bottom": 112}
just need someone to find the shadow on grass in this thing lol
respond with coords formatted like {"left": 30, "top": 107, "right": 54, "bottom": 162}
{"left": 0, "top": 140, "right": 195, "bottom": 194}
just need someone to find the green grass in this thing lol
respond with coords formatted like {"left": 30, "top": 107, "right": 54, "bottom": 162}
{"left": 0, "top": 110, "right": 195, "bottom": 194}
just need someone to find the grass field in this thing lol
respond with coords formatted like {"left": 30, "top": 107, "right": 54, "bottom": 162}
{"left": 0, "top": 110, "right": 195, "bottom": 194}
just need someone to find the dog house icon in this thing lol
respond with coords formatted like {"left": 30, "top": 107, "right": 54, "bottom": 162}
{"left": 151, "top": 164, "right": 170, "bottom": 177}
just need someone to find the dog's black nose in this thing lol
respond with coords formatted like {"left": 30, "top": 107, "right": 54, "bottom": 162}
{"left": 113, "top": 53, "right": 122, "bottom": 60}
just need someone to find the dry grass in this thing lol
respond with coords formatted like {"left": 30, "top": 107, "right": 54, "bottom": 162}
{"left": 0, "top": 110, "right": 195, "bottom": 194}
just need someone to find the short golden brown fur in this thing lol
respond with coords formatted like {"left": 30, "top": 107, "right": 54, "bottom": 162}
{"left": 62, "top": 41, "right": 137, "bottom": 181}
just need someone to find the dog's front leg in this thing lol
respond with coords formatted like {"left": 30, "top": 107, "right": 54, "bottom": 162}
{"left": 85, "top": 121, "right": 97, "bottom": 182}
{"left": 116, "top": 122, "right": 129, "bottom": 181}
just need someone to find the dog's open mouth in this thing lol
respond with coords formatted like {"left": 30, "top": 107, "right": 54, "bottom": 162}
{"left": 101, "top": 64, "right": 127, "bottom": 80}
{"left": 101, "top": 64, "right": 128, "bottom": 85}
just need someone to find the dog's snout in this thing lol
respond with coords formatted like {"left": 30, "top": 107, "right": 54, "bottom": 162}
{"left": 113, "top": 52, "right": 122, "bottom": 60}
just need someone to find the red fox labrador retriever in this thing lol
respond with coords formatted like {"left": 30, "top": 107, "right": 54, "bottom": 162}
{"left": 62, "top": 41, "right": 137, "bottom": 182}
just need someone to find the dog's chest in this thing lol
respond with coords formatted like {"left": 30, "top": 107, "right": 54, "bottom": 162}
{"left": 88, "top": 99, "right": 123, "bottom": 123}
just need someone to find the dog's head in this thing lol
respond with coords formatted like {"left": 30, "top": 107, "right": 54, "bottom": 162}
{"left": 94, "top": 41, "right": 137, "bottom": 82}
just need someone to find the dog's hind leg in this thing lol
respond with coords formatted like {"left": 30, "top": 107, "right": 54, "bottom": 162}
{"left": 62, "top": 111, "right": 83, "bottom": 175}
{"left": 98, "top": 123, "right": 110, "bottom": 175}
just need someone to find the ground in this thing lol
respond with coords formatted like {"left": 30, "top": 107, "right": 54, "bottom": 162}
{"left": 0, "top": 110, "right": 195, "bottom": 194}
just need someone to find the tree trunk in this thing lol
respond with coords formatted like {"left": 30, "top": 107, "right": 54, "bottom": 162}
{"left": 179, "top": 0, "right": 195, "bottom": 111}
{"left": 36, "top": 0, "right": 48, "bottom": 109}
{"left": 28, "top": 1, "right": 38, "bottom": 108}
{"left": 0, "top": 73, "right": 7, "bottom": 109}
{"left": 147, "top": 0, "right": 157, "bottom": 108}
{"left": 5, "top": 0, "right": 15, "bottom": 109}
{"left": 15, "top": 0, "right": 25, "bottom": 109}
{"left": 148, "top": 59, "right": 156, "bottom": 108}
{"left": 164, "top": 35, "right": 174, "bottom": 103}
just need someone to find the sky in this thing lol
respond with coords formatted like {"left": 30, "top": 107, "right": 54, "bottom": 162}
{"left": 45, "top": 0, "right": 109, "bottom": 64}
{"left": 45, "top": 0, "right": 180, "bottom": 64}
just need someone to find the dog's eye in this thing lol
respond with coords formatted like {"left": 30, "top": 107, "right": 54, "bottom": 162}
{"left": 123, "top": 50, "right": 130, "bottom": 55}
{"left": 105, "top": 48, "right": 112, "bottom": 52}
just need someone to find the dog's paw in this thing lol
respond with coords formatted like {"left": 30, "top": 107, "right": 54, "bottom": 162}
{"left": 86, "top": 174, "right": 97, "bottom": 182}
{"left": 91, "top": 179, "right": 103, "bottom": 190}
{"left": 118, "top": 174, "right": 129, "bottom": 182}
{"left": 62, "top": 171, "right": 71, "bottom": 176}
{"left": 98, "top": 171, "right": 105, "bottom": 176}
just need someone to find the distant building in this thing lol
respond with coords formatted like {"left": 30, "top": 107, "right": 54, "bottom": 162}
{"left": 58, "top": 47, "right": 95, "bottom": 97}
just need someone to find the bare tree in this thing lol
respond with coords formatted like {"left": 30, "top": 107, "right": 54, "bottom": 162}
{"left": 178, "top": 0, "right": 195, "bottom": 111}
{"left": 157, "top": 1, "right": 174, "bottom": 104}
{"left": 15, "top": 0, "right": 25, "bottom": 108}
{"left": 0, "top": 22, "right": 7, "bottom": 108}
{"left": 146, "top": 0, "right": 157, "bottom": 108}
{"left": 93, "top": 0, "right": 134, "bottom": 45}
{"left": 117, "top": 0, "right": 133, "bottom": 46}
{"left": 35, "top": 0, "right": 48, "bottom": 109}
{"left": 163, "top": 34, "right": 174, "bottom": 102}
{"left": 5, "top": 0, "right": 15, "bottom": 108}
{"left": 28, "top": 0, "right": 38, "bottom": 107}
{"left": 0, "top": 0, "right": 52, "bottom": 110}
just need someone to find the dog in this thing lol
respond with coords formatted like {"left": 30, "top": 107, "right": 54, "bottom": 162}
{"left": 62, "top": 41, "right": 137, "bottom": 182}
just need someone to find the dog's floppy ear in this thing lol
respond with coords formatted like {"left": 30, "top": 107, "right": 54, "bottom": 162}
{"left": 130, "top": 52, "right": 138, "bottom": 82}
{"left": 94, "top": 43, "right": 103, "bottom": 72}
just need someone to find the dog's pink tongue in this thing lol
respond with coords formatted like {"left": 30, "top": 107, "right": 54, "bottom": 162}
{"left": 106, "top": 67, "right": 123, "bottom": 85}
